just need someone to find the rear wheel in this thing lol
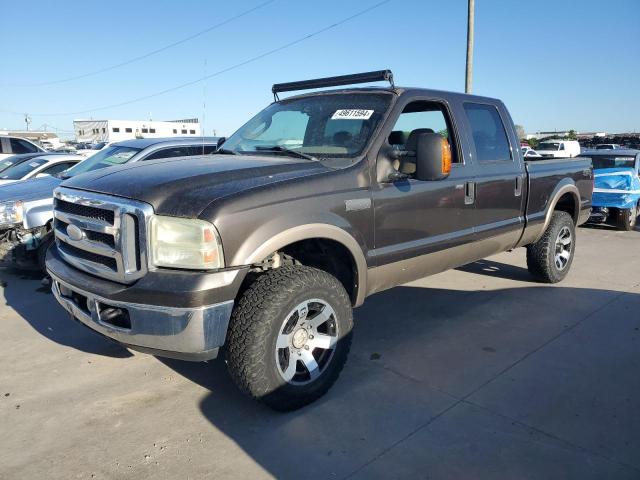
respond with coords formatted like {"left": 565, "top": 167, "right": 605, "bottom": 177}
{"left": 527, "top": 211, "right": 575, "bottom": 283}
{"left": 616, "top": 205, "right": 638, "bottom": 231}
{"left": 225, "top": 265, "right": 353, "bottom": 411}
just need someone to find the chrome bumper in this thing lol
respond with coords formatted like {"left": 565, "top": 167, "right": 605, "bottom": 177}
{"left": 50, "top": 273, "right": 233, "bottom": 361}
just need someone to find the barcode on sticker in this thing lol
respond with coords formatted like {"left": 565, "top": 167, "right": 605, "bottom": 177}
{"left": 331, "top": 109, "right": 374, "bottom": 120}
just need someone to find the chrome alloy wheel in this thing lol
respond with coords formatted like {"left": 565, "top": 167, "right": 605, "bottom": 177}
{"left": 554, "top": 226, "right": 573, "bottom": 270}
{"left": 275, "top": 299, "right": 339, "bottom": 385}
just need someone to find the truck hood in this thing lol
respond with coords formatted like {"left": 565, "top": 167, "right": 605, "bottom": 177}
{"left": 0, "top": 175, "right": 62, "bottom": 203}
{"left": 61, "top": 154, "right": 331, "bottom": 217}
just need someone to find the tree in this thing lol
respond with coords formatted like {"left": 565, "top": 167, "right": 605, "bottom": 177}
{"left": 528, "top": 137, "right": 539, "bottom": 149}
{"left": 514, "top": 124, "right": 526, "bottom": 140}
{"left": 566, "top": 129, "right": 577, "bottom": 140}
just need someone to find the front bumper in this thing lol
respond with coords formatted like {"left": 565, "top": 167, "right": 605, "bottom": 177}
{"left": 47, "top": 245, "right": 246, "bottom": 361}
{"left": 0, "top": 225, "right": 47, "bottom": 269}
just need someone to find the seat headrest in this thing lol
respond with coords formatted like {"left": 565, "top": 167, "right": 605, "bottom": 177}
{"left": 406, "top": 128, "right": 435, "bottom": 150}
{"left": 388, "top": 130, "right": 409, "bottom": 145}
{"left": 333, "top": 131, "right": 353, "bottom": 146}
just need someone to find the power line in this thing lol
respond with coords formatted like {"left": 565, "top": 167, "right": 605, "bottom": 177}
{"left": 4, "top": 0, "right": 392, "bottom": 118}
{"left": 3, "top": 0, "right": 276, "bottom": 88}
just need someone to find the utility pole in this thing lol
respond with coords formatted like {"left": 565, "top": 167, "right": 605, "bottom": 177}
{"left": 24, "top": 114, "right": 32, "bottom": 131}
{"left": 465, "top": 0, "right": 475, "bottom": 94}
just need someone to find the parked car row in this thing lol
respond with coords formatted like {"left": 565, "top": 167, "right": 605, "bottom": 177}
{"left": 521, "top": 142, "right": 639, "bottom": 230}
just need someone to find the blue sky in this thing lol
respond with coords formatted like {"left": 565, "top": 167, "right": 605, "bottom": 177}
{"left": 1, "top": 0, "right": 638, "bottom": 137}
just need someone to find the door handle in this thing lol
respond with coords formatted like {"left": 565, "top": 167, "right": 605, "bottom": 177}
{"left": 515, "top": 176, "right": 523, "bottom": 197}
{"left": 464, "top": 181, "right": 475, "bottom": 205}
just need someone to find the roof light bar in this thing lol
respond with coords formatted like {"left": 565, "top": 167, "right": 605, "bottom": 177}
{"left": 272, "top": 70, "right": 394, "bottom": 100}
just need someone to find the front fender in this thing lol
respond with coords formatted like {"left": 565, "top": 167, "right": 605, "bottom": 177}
{"left": 229, "top": 216, "right": 369, "bottom": 307}
{"left": 22, "top": 197, "right": 53, "bottom": 230}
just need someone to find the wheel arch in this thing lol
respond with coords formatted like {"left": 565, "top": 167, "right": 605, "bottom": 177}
{"left": 236, "top": 223, "right": 368, "bottom": 307}
{"left": 535, "top": 181, "right": 580, "bottom": 243}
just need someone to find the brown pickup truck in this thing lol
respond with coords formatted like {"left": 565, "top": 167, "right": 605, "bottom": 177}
{"left": 46, "top": 71, "right": 593, "bottom": 410}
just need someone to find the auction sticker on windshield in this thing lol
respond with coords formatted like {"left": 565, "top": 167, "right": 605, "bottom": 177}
{"left": 331, "top": 109, "right": 374, "bottom": 120}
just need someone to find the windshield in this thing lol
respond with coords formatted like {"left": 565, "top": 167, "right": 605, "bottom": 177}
{"left": 222, "top": 92, "right": 392, "bottom": 159}
{"left": 0, "top": 158, "right": 47, "bottom": 179}
{"left": 586, "top": 155, "right": 636, "bottom": 170}
{"left": 63, "top": 145, "right": 141, "bottom": 178}
{"left": 0, "top": 158, "right": 25, "bottom": 173}
{"left": 538, "top": 142, "right": 560, "bottom": 151}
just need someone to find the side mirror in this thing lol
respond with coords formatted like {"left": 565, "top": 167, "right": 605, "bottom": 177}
{"left": 415, "top": 133, "right": 452, "bottom": 181}
{"left": 216, "top": 137, "right": 226, "bottom": 149}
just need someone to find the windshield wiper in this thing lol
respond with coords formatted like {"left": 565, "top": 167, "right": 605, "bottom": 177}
{"left": 256, "top": 146, "right": 317, "bottom": 161}
{"left": 216, "top": 148, "right": 237, "bottom": 155}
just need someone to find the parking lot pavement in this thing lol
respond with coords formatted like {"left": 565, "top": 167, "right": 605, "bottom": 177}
{"left": 0, "top": 225, "right": 638, "bottom": 480}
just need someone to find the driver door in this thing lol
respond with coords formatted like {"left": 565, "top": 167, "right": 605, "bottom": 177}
{"left": 371, "top": 99, "right": 478, "bottom": 283}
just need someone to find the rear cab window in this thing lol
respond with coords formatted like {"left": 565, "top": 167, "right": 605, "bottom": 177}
{"left": 463, "top": 103, "right": 512, "bottom": 162}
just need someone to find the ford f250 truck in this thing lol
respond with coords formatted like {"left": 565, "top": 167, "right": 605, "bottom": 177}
{"left": 46, "top": 71, "right": 593, "bottom": 411}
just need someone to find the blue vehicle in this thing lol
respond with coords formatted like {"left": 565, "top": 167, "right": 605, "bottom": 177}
{"left": 583, "top": 149, "right": 640, "bottom": 230}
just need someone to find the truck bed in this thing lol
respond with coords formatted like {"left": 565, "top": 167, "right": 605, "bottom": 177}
{"left": 525, "top": 156, "right": 593, "bottom": 227}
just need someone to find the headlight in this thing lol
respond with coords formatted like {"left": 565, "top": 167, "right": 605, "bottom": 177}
{"left": 0, "top": 201, "right": 24, "bottom": 227}
{"left": 149, "top": 216, "right": 224, "bottom": 270}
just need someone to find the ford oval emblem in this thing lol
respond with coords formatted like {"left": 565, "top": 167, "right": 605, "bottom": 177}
{"left": 66, "top": 224, "right": 85, "bottom": 242}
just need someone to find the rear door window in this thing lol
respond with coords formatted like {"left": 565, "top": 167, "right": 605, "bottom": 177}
{"left": 144, "top": 147, "right": 191, "bottom": 160}
{"left": 463, "top": 103, "right": 512, "bottom": 162}
{"left": 188, "top": 145, "right": 217, "bottom": 155}
{"left": 10, "top": 138, "right": 39, "bottom": 154}
{"left": 40, "top": 161, "right": 79, "bottom": 176}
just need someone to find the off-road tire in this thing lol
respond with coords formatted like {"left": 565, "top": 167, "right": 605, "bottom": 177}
{"left": 526, "top": 211, "right": 575, "bottom": 283}
{"left": 616, "top": 205, "right": 637, "bottom": 231}
{"left": 225, "top": 265, "right": 353, "bottom": 411}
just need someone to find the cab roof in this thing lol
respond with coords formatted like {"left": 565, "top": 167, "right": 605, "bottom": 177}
{"left": 112, "top": 136, "right": 220, "bottom": 149}
{"left": 277, "top": 86, "right": 504, "bottom": 106}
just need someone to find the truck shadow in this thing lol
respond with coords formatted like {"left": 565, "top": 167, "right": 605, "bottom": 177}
{"left": 580, "top": 222, "right": 640, "bottom": 232}
{"left": 160, "top": 281, "right": 639, "bottom": 479}
{"left": 0, "top": 269, "right": 132, "bottom": 358}
{"left": 455, "top": 259, "right": 533, "bottom": 281}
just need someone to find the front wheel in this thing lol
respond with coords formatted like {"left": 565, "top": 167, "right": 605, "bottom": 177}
{"left": 37, "top": 231, "right": 54, "bottom": 272}
{"left": 526, "top": 211, "right": 576, "bottom": 283}
{"left": 225, "top": 265, "right": 353, "bottom": 411}
{"left": 616, "top": 205, "right": 638, "bottom": 231}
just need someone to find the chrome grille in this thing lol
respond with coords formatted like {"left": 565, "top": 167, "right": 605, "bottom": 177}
{"left": 53, "top": 187, "right": 153, "bottom": 283}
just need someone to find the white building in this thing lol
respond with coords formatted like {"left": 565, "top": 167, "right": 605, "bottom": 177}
{"left": 73, "top": 118, "right": 201, "bottom": 143}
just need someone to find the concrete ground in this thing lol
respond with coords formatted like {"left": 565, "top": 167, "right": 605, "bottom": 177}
{"left": 1, "top": 225, "right": 639, "bottom": 480}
